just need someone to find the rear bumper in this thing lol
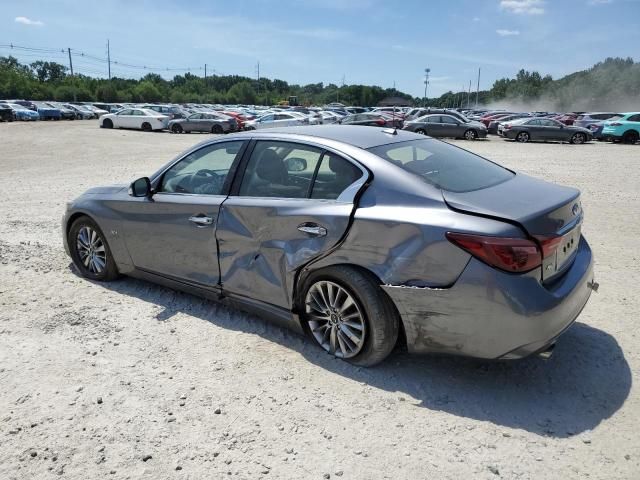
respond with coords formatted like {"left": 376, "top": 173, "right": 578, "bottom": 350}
{"left": 383, "top": 236, "right": 594, "bottom": 359}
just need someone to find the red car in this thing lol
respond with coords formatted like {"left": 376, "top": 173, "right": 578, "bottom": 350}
{"left": 480, "top": 113, "right": 514, "bottom": 127}
{"left": 221, "top": 111, "right": 247, "bottom": 130}
{"left": 556, "top": 113, "right": 577, "bottom": 125}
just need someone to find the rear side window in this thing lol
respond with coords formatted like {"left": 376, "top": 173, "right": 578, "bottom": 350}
{"left": 238, "top": 141, "right": 363, "bottom": 200}
{"left": 627, "top": 114, "right": 640, "bottom": 122}
{"left": 368, "top": 139, "right": 514, "bottom": 193}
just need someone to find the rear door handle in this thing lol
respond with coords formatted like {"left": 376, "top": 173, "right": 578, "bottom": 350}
{"left": 298, "top": 223, "right": 327, "bottom": 237}
{"left": 189, "top": 215, "right": 213, "bottom": 227}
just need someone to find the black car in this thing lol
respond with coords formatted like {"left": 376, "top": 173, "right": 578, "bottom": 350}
{"left": 499, "top": 118, "right": 592, "bottom": 144}
{"left": 0, "top": 104, "right": 15, "bottom": 122}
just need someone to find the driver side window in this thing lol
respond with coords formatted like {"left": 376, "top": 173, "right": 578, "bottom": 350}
{"left": 160, "top": 141, "right": 244, "bottom": 195}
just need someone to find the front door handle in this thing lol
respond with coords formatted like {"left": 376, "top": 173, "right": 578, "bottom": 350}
{"left": 298, "top": 223, "right": 327, "bottom": 237}
{"left": 189, "top": 215, "right": 213, "bottom": 227}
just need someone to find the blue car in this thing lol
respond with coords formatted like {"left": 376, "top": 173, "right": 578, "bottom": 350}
{"left": 33, "top": 101, "right": 62, "bottom": 120}
{"left": 601, "top": 112, "right": 640, "bottom": 144}
{"left": 8, "top": 103, "right": 40, "bottom": 121}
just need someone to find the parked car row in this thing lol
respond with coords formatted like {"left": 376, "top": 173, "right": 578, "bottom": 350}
{"left": 459, "top": 108, "right": 639, "bottom": 145}
{"left": 2, "top": 98, "right": 638, "bottom": 145}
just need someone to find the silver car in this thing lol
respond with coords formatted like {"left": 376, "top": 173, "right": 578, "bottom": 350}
{"left": 63, "top": 126, "right": 595, "bottom": 366}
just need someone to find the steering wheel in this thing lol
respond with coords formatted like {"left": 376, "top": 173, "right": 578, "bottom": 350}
{"left": 194, "top": 169, "right": 219, "bottom": 178}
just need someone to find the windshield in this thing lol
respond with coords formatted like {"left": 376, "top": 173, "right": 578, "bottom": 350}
{"left": 368, "top": 139, "right": 514, "bottom": 193}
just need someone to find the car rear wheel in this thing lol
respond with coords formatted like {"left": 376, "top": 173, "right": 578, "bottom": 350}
{"left": 141, "top": 122, "right": 152, "bottom": 132}
{"left": 102, "top": 118, "right": 113, "bottom": 129}
{"left": 415, "top": 129, "right": 427, "bottom": 135}
{"left": 211, "top": 124, "right": 223, "bottom": 134}
{"left": 622, "top": 131, "right": 639, "bottom": 144}
{"left": 302, "top": 266, "right": 399, "bottom": 367}
{"left": 171, "top": 124, "right": 183, "bottom": 134}
{"left": 570, "top": 132, "right": 586, "bottom": 144}
{"left": 516, "top": 131, "right": 530, "bottom": 143}
{"left": 68, "top": 216, "right": 119, "bottom": 281}
{"left": 464, "top": 129, "right": 478, "bottom": 140}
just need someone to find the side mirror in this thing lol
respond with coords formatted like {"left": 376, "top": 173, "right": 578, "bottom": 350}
{"left": 129, "top": 177, "right": 152, "bottom": 197}
{"left": 285, "top": 158, "right": 307, "bottom": 172}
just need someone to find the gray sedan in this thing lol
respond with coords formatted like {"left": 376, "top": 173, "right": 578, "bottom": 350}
{"left": 62, "top": 126, "right": 595, "bottom": 366}
{"left": 168, "top": 112, "right": 236, "bottom": 134}
{"left": 403, "top": 114, "right": 487, "bottom": 140}
{"left": 499, "top": 118, "right": 592, "bottom": 143}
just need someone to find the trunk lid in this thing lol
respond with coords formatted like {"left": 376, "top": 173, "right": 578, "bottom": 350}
{"left": 443, "top": 173, "right": 583, "bottom": 281}
{"left": 442, "top": 173, "right": 581, "bottom": 236}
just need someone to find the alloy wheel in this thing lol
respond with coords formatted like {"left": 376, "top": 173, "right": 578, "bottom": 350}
{"left": 572, "top": 133, "right": 585, "bottom": 144}
{"left": 464, "top": 129, "right": 477, "bottom": 140}
{"left": 305, "top": 280, "right": 366, "bottom": 359}
{"left": 516, "top": 132, "right": 529, "bottom": 143}
{"left": 76, "top": 226, "right": 106, "bottom": 274}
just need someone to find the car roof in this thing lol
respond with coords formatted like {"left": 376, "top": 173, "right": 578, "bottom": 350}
{"left": 228, "top": 125, "right": 422, "bottom": 149}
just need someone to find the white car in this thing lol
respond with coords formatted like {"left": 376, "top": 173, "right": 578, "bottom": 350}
{"left": 99, "top": 108, "right": 168, "bottom": 131}
{"left": 244, "top": 112, "right": 308, "bottom": 130}
{"left": 319, "top": 111, "right": 343, "bottom": 124}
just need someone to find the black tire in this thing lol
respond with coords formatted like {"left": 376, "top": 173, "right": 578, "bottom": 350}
{"left": 415, "top": 128, "right": 427, "bottom": 135}
{"left": 464, "top": 129, "right": 477, "bottom": 140}
{"left": 622, "top": 130, "right": 639, "bottom": 144}
{"left": 516, "top": 131, "right": 530, "bottom": 143}
{"left": 211, "top": 124, "right": 223, "bottom": 134}
{"left": 171, "top": 124, "right": 183, "bottom": 134}
{"left": 141, "top": 122, "right": 152, "bottom": 132}
{"left": 68, "top": 216, "right": 119, "bottom": 281}
{"left": 102, "top": 118, "right": 113, "bottom": 129}
{"left": 570, "top": 132, "right": 586, "bottom": 144}
{"left": 301, "top": 266, "right": 399, "bottom": 367}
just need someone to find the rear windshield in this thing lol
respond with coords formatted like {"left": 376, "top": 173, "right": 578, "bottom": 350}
{"left": 368, "top": 139, "right": 514, "bottom": 193}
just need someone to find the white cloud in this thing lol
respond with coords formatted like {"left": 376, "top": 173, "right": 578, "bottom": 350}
{"left": 15, "top": 16, "right": 44, "bottom": 26}
{"left": 496, "top": 29, "right": 521, "bottom": 36}
{"left": 500, "top": 0, "right": 545, "bottom": 15}
{"left": 473, "top": 17, "right": 481, "bottom": 22}
{"left": 588, "top": 0, "right": 613, "bottom": 4}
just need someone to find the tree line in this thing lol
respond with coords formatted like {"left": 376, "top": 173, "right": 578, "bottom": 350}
{"left": 0, "top": 55, "right": 637, "bottom": 110}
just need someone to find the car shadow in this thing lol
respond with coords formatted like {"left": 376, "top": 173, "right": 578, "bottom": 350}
{"left": 84, "top": 270, "right": 631, "bottom": 438}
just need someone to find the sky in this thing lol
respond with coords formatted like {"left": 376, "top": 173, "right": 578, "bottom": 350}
{"left": 2, "top": 0, "right": 639, "bottom": 97}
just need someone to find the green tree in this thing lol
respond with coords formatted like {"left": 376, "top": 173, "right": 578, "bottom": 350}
{"left": 227, "top": 81, "right": 257, "bottom": 104}
{"left": 134, "top": 81, "right": 161, "bottom": 102}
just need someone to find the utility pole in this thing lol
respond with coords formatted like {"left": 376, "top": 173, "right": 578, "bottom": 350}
{"left": 67, "top": 47, "right": 76, "bottom": 102}
{"left": 475, "top": 67, "right": 481, "bottom": 108}
{"left": 107, "top": 39, "right": 111, "bottom": 79}
{"left": 255, "top": 61, "right": 260, "bottom": 93}
{"left": 67, "top": 47, "right": 74, "bottom": 76}
{"left": 423, "top": 68, "right": 430, "bottom": 107}
{"left": 467, "top": 79, "right": 471, "bottom": 108}
{"left": 204, "top": 63, "right": 207, "bottom": 79}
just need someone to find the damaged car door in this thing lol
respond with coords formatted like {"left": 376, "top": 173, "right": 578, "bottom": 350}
{"left": 216, "top": 139, "right": 368, "bottom": 309}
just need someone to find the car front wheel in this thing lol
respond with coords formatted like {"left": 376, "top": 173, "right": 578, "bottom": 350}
{"left": 464, "top": 129, "right": 478, "bottom": 140}
{"left": 302, "top": 266, "right": 399, "bottom": 366}
{"left": 68, "top": 216, "right": 119, "bottom": 281}
{"left": 570, "top": 132, "right": 586, "bottom": 144}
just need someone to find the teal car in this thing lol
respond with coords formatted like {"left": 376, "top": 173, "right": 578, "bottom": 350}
{"left": 601, "top": 112, "right": 640, "bottom": 144}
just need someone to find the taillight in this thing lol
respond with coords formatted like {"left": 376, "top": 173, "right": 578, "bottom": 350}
{"left": 533, "top": 235, "right": 563, "bottom": 259}
{"left": 504, "top": 124, "right": 512, "bottom": 130}
{"left": 446, "top": 232, "right": 541, "bottom": 273}
{"left": 375, "top": 118, "right": 385, "bottom": 126}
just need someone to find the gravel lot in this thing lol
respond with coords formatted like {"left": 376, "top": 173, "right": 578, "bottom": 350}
{"left": 1, "top": 121, "right": 638, "bottom": 479}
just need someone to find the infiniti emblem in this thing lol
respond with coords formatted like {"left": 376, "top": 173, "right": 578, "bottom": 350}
{"left": 572, "top": 203, "right": 581, "bottom": 216}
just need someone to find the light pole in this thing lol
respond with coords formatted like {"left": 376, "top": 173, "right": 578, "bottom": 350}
{"left": 423, "top": 68, "right": 430, "bottom": 107}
